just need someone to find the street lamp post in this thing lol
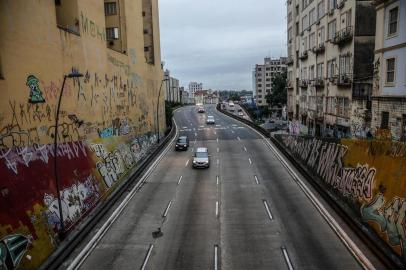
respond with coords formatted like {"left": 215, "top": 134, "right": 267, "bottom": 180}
{"left": 156, "top": 77, "right": 168, "bottom": 144}
{"left": 54, "top": 71, "right": 83, "bottom": 239}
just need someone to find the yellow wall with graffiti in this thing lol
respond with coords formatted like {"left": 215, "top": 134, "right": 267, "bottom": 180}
{"left": 0, "top": 0, "right": 165, "bottom": 148}
{"left": 0, "top": 1, "right": 165, "bottom": 269}
{"left": 276, "top": 134, "right": 406, "bottom": 263}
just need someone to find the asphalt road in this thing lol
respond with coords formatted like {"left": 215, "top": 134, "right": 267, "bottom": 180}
{"left": 61, "top": 104, "right": 386, "bottom": 270}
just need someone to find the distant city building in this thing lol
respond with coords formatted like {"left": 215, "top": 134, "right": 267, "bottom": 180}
{"left": 286, "top": 0, "right": 376, "bottom": 138}
{"left": 188, "top": 81, "right": 203, "bottom": 98}
{"left": 372, "top": 0, "right": 406, "bottom": 140}
{"left": 164, "top": 70, "right": 180, "bottom": 103}
{"left": 194, "top": 89, "right": 219, "bottom": 104}
{"left": 253, "top": 57, "right": 287, "bottom": 107}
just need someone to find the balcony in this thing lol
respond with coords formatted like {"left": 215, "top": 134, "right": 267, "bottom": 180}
{"left": 313, "top": 78, "right": 325, "bottom": 87}
{"left": 299, "top": 79, "right": 309, "bottom": 88}
{"left": 286, "top": 56, "right": 294, "bottom": 65}
{"left": 299, "top": 50, "right": 308, "bottom": 60}
{"left": 328, "top": 75, "right": 339, "bottom": 85}
{"left": 331, "top": 26, "right": 353, "bottom": 46}
{"left": 337, "top": 73, "right": 353, "bottom": 87}
{"left": 312, "top": 43, "right": 325, "bottom": 54}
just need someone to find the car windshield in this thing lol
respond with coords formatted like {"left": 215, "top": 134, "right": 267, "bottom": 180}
{"left": 177, "top": 138, "right": 187, "bottom": 143}
{"left": 195, "top": 152, "right": 208, "bottom": 158}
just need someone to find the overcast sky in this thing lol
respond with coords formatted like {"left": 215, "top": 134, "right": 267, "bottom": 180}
{"left": 159, "top": 0, "right": 287, "bottom": 91}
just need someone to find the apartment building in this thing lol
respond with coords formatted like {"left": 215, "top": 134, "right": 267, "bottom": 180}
{"left": 253, "top": 57, "right": 287, "bottom": 107}
{"left": 372, "top": 0, "right": 406, "bottom": 141}
{"left": 188, "top": 81, "right": 203, "bottom": 98}
{"left": 164, "top": 69, "right": 181, "bottom": 103}
{"left": 286, "top": 0, "right": 376, "bottom": 137}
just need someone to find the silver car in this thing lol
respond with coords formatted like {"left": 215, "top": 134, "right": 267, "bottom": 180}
{"left": 192, "top": 147, "right": 210, "bottom": 168}
{"left": 206, "top": 115, "right": 215, "bottom": 124}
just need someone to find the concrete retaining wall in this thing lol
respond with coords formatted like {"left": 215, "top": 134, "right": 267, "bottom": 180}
{"left": 274, "top": 134, "right": 406, "bottom": 266}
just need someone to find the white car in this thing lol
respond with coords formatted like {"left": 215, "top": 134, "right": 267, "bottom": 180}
{"left": 206, "top": 115, "right": 215, "bottom": 124}
{"left": 238, "top": 111, "right": 244, "bottom": 117}
{"left": 192, "top": 147, "right": 210, "bottom": 168}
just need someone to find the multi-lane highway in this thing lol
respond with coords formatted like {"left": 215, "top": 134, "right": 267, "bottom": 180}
{"left": 61, "top": 105, "right": 386, "bottom": 270}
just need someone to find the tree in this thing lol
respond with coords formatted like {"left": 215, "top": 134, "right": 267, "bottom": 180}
{"left": 265, "top": 71, "right": 287, "bottom": 108}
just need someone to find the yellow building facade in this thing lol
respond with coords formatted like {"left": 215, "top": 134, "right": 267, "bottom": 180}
{"left": 0, "top": 1, "right": 165, "bottom": 269}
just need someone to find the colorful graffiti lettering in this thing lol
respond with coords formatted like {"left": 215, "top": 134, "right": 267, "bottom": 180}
{"left": 44, "top": 175, "right": 100, "bottom": 230}
{"left": 0, "top": 141, "right": 87, "bottom": 175}
{"left": 361, "top": 193, "right": 406, "bottom": 259}
{"left": 26, "top": 75, "right": 45, "bottom": 104}
{"left": 0, "top": 234, "right": 30, "bottom": 270}
{"left": 280, "top": 136, "right": 376, "bottom": 200}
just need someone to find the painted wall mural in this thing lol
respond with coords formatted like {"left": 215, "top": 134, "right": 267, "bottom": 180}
{"left": 0, "top": 65, "right": 160, "bottom": 270}
{"left": 0, "top": 133, "right": 159, "bottom": 269}
{"left": 275, "top": 135, "right": 406, "bottom": 262}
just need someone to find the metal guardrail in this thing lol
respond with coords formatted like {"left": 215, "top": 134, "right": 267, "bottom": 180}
{"left": 40, "top": 121, "right": 177, "bottom": 270}
{"left": 216, "top": 104, "right": 270, "bottom": 138}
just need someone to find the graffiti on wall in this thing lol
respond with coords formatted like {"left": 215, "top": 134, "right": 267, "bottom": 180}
{"left": 44, "top": 174, "right": 100, "bottom": 231}
{"left": 26, "top": 75, "right": 45, "bottom": 104}
{"left": 361, "top": 193, "right": 406, "bottom": 259}
{"left": 90, "top": 133, "right": 157, "bottom": 188}
{"left": 0, "top": 234, "right": 31, "bottom": 270}
{"left": 80, "top": 12, "right": 105, "bottom": 42}
{"left": 279, "top": 136, "right": 376, "bottom": 200}
{"left": 0, "top": 141, "right": 87, "bottom": 175}
{"left": 276, "top": 134, "right": 406, "bottom": 261}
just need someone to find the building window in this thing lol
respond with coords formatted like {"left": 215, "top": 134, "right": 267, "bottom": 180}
{"left": 309, "top": 32, "right": 316, "bottom": 49}
{"left": 302, "top": 15, "right": 308, "bottom": 31}
{"left": 327, "top": 20, "right": 336, "bottom": 40}
{"left": 266, "top": 84, "right": 271, "bottom": 87}
{"left": 106, "top": 27, "right": 119, "bottom": 40}
{"left": 309, "top": 8, "right": 316, "bottom": 25}
{"left": 288, "top": 11, "right": 293, "bottom": 23}
{"left": 339, "top": 54, "right": 351, "bottom": 76}
{"left": 296, "top": 22, "right": 300, "bottom": 35}
{"left": 317, "top": 63, "right": 324, "bottom": 79}
{"left": 388, "top": 6, "right": 399, "bottom": 37}
{"left": 381, "top": 111, "right": 389, "bottom": 129}
{"left": 402, "top": 114, "right": 406, "bottom": 140}
{"left": 55, "top": 0, "right": 79, "bottom": 34}
{"left": 327, "top": 59, "right": 336, "bottom": 78}
{"left": 258, "top": 67, "right": 262, "bottom": 71}
{"left": 317, "top": 1, "right": 324, "bottom": 20}
{"left": 385, "top": 58, "right": 396, "bottom": 84}
{"left": 104, "top": 2, "right": 117, "bottom": 15}
{"left": 258, "top": 78, "right": 262, "bottom": 82}
{"left": 258, "top": 84, "right": 262, "bottom": 87}
{"left": 328, "top": 0, "right": 336, "bottom": 12}
{"left": 143, "top": 0, "right": 155, "bottom": 64}
{"left": 318, "top": 26, "right": 325, "bottom": 45}
{"left": 288, "top": 27, "right": 293, "bottom": 42}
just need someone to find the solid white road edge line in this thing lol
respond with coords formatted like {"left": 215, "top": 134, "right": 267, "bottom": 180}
{"left": 67, "top": 117, "right": 180, "bottom": 270}
{"left": 162, "top": 201, "right": 172, "bottom": 218}
{"left": 281, "top": 246, "right": 294, "bottom": 270}
{"left": 141, "top": 244, "right": 154, "bottom": 270}
{"left": 218, "top": 111, "right": 375, "bottom": 270}
{"left": 263, "top": 200, "right": 273, "bottom": 220}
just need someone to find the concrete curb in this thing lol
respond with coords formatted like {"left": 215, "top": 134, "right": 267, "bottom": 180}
{"left": 216, "top": 104, "right": 404, "bottom": 270}
{"left": 40, "top": 121, "right": 177, "bottom": 270}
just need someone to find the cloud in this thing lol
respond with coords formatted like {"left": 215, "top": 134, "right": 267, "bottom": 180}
{"left": 159, "top": 0, "right": 287, "bottom": 90}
